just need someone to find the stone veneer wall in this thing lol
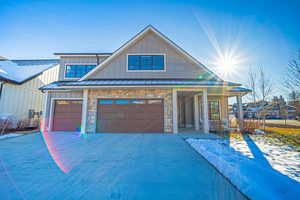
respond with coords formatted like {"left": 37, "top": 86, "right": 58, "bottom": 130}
{"left": 86, "top": 89, "right": 173, "bottom": 133}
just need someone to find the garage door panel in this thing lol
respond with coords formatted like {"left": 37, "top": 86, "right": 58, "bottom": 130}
{"left": 98, "top": 120, "right": 163, "bottom": 133}
{"left": 97, "top": 99, "right": 164, "bottom": 133}
{"left": 52, "top": 120, "right": 82, "bottom": 131}
{"left": 52, "top": 100, "right": 82, "bottom": 131}
{"left": 99, "top": 112, "right": 163, "bottom": 120}
{"left": 52, "top": 113, "right": 83, "bottom": 119}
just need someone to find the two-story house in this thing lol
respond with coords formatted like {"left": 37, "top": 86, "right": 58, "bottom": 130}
{"left": 40, "top": 26, "right": 249, "bottom": 134}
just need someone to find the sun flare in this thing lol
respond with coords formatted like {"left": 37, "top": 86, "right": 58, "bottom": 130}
{"left": 212, "top": 50, "right": 245, "bottom": 79}
{"left": 216, "top": 55, "right": 238, "bottom": 74}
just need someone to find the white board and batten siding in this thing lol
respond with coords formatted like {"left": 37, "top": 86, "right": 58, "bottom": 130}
{"left": 88, "top": 31, "right": 206, "bottom": 80}
{"left": 0, "top": 65, "right": 60, "bottom": 121}
{"left": 57, "top": 31, "right": 208, "bottom": 81}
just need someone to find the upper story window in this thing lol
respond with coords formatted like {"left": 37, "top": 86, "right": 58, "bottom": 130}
{"left": 127, "top": 55, "right": 165, "bottom": 71}
{"left": 65, "top": 64, "right": 96, "bottom": 78}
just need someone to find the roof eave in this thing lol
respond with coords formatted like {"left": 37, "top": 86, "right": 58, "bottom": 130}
{"left": 54, "top": 53, "right": 112, "bottom": 57}
{"left": 40, "top": 84, "right": 240, "bottom": 92}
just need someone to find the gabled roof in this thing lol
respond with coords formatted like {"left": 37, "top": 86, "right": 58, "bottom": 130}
{"left": 80, "top": 25, "right": 221, "bottom": 81}
{"left": 0, "top": 59, "right": 59, "bottom": 84}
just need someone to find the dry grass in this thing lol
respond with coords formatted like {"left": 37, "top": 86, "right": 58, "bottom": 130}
{"left": 228, "top": 118, "right": 300, "bottom": 148}
{"left": 262, "top": 127, "right": 300, "bottom": 148}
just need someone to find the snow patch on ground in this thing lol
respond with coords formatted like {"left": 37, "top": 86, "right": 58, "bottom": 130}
{"left": 0, "top": 134, "right": 23, "bottom": 140}
{"left": 187, "top": 137, "right": 300, "bottom": 200}
{"left": 249, "top": 134, "right": 300, "bottom": 182}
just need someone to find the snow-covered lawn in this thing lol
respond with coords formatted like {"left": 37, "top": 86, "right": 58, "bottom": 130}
{"left": 231, "top": 134, "right": 300, "bottom": 181}
{"left": 0, "top": 133, "right": 23, "bottom": 140}
{"left": 187, "top": 134, "right": 300, "bottom": 200}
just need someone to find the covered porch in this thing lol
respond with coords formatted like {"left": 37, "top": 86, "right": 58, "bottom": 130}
{"left": 172, "top": 88, "right": 248, "bottom": 134}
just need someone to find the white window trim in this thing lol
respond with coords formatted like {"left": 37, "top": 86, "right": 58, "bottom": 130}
{"left": 63, "top": 63, "right": 97, "bottom": 80}
{"left": 49, "top": 98, "right": 83, "bottom": 131}
{"left": 126, "top": 53, "right": 167, "bottom": 72}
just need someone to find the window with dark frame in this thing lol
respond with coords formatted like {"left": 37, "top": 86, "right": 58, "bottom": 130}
{"left": 128, "top": 55, "right": 165, "bottom": 71}
{"left": 208, "top": 100, "right": 220, "bottom": 120}
{"left": 65, "top": 65, "right": 96, "bottom": 78}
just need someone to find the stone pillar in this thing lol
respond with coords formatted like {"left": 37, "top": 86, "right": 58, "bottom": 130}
{"left": 172, "top": 89, "right": 178, "bottom": 133}
{"left": 194, "top": 95, "right": 200, "bottom": 130}
{"left": 81, "top": 89, "right": 89, "bottom": 134}
{"left": 236, "top": 95, "right": 244, "bottom": 131}
{"left": 202, "top": 89, "right": 209, "bottom": 133}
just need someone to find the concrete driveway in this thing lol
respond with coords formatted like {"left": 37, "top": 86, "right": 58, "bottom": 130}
{"left": 0, "top": 133, "right": 247, "bottom": 200}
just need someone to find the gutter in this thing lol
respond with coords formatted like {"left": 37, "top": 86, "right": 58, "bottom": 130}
{"left": 40, "top": 84, "right": 240, "bottom": 92}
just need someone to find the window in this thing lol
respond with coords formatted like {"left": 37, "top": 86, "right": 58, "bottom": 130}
{"left": 208, "top": 100, "right": 220, "bottom": 120}
{"left": 98, "top": 100, "right": 114, "bottom": 104}
{"left": 98, "top": 99, "right": 162, "bottom": 105}
{"left": 147, "top": 99, "right": 163, "bottom": 104}
{"left": 131, "top": 100, "right": 146, "bottom": 104}
{"left": 128, "top": 55, "right": 165, "bottom": 71}
{"left": 115, "top": 100, "right": 130, "bottom": 104}
{"left": 65, "top": 65, "right": 96, "bottom": 78}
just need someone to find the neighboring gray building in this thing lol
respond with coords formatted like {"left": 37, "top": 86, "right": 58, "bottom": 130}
{"left": 40, "top": 26, "right": 249, "bottom": 133}
{"left": 0, "top": 59, "right": 59, "bottom": 128}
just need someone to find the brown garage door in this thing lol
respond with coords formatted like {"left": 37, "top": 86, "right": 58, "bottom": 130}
{"left": 52, "top": 100, "right": 82, "bottom": 131}
{"left": 97, "top": 99, "right": 164, "bottom": 133}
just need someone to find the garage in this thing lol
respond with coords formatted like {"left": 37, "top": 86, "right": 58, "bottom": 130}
{"left": 52, "top": 100, "right": 82, "bottom": 131}
{"left": 97, "top": 99, "right": 164, "bottom": 133}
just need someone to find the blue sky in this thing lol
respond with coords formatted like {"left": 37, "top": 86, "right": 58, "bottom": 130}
{"left": 1, "top": 0, "right": 299, "bottom": 98}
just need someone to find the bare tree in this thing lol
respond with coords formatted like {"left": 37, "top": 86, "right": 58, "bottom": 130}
{"left": 288, "top": 91, "right": 300, "bottom": 105}
{"left": 257, "top": 66, "right": 273, "bottom": 128}
{"left": 246, "top": 67, "right": 258, "bottom": 104}
{"left": 259, "top": 66, "right": 273, "bottom": 102}
{"left": 284, "top": 49, "right": 300, "bottom": 93}
{"left": 283, "top": 49, "right": 300, "bottom": 118}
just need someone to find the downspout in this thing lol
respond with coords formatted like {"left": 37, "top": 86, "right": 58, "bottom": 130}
{"left": 96, "top": 54, "right": 100, "bottom": 65}
{"left": 0, "top": 81, "right": 5, "bottom": 102}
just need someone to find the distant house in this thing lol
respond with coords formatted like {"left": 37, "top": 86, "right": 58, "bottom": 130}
{"left": 0, "top": 59, "right": 59, "bottom": 128}
{"left": 232, "top": 96, "right": 297, "bottom": 119}
{"left": 260, "top": 96, "right": 297, "bottom": 119}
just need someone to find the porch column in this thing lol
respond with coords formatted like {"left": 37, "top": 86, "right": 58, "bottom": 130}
{"left": 202, "top": 89, "right": 209, "bottom": 133}
{"left": 41, "top": 91, "right": 49, "bottom": 132}
{"left": 81, "top": 89, "right": 89, "bottom": 134}
{"left": 236, "top": 95, "right": 244, "bottom": 131}
{"left": 172, "top": 89, "right": 178, "bottom": 133}
{"left": 194, "top": 95, "right": 200, "bottom": 130}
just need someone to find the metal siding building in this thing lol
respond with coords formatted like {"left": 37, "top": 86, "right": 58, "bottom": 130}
{"left": 0, "top": 61, "right": 59, "bottom": 122}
